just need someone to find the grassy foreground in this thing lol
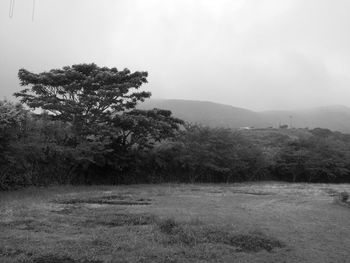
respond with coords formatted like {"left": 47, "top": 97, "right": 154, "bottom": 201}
{"left": 0, "top": 183, "right": 350, "bottom": 263}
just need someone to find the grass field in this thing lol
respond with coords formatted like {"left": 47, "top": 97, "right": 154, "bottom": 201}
{"left": 0, "top": 182, "right": 350, "bottom": 263}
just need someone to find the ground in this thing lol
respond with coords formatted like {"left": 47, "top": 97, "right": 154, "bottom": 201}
{"left": 0, "top": 182, "right": 350, "bottom": 263}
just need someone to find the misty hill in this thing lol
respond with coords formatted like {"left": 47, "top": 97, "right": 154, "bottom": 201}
{"left": 138, "top": 99, "right": 350, "bottom": 133}
{"left": 138, "top": 99, "right": 269, "bottom": 128}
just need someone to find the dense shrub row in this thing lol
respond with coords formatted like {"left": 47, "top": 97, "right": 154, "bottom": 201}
{"left": 138, "top": 126, "right": 350, "bottom": 184}
{"left": 1, "top": 99, "right": 350, "bottom": 190}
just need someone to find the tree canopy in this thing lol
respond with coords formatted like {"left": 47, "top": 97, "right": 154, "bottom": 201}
{"left": 14, "top": 63, "right": 183, "bottom": 144}
{"left": 15, "top": 63, "right": 151, "bottom": 132}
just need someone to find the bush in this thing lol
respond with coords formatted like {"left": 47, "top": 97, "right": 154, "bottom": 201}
{"left": 150, "top": 125, "right": 267, "bottom": 183}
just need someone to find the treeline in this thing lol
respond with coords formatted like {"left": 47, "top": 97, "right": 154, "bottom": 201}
{"left": 1, "top": 63, "right": 350, "bottom": 190}
{"left": 2, "top": 100, "right": 350, "bottom": 190}
{"left": 120, "top": 126, "right": 350, "bottom": 184}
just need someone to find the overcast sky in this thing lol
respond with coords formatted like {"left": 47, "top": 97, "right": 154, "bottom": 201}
{"left": 1, "top": 0, "right": 350, "bottom": 111}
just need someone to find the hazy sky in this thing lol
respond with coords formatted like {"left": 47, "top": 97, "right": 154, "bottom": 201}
{"left": 1, "top": 0, "right": 350, "bottom": 111}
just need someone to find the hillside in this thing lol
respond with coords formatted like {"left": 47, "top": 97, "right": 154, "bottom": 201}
{"left": 139, "top": 99, "right": 350, "bottom": 133}
{"left": 138, "top": 99, "right": 269, "bottom": 128}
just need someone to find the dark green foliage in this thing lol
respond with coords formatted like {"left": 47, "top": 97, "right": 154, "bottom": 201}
{"left": 15, "top": 63, "right": 150, "bottom": 134}
{"left": 0, "top": 101, "right": 31, "bottom": 190}
{"left": 274, "top": 135, "right": 350, "bottom": 182}
{"left": 2, "top": 98, "right": 350, "bottom": 188}
{"left": 112, "top": 108, "right": 184, "bottom": 150}
{"left": 0, "top": 100, "right": 27, "bottom": 152}
{"left": 178, "top": 125, "right": 266, "bottom": 182}
{"left": 0, "top": 114, "right": 77, "bottom": 189}
{"left": 143, "top": 125, "right": 267, "bottom": 183}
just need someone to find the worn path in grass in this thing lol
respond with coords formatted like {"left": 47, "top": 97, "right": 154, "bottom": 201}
{"left": 0, "top": 183, "right": 349, "bottom": 263}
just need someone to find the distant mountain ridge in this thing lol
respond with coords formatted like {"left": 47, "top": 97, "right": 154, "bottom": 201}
{"left": 138, "top": 99, "right": 350, "bottom": 133}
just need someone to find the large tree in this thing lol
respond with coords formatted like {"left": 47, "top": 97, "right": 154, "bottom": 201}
{"left": 14, "top": 63, "right": 183, "bottom": 182}
{"left": 15, "top": 63, "right": 151, "bottom": 134}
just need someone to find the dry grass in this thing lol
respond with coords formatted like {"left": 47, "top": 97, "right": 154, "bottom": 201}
{"left": 1, "top": 182, "right": 350, "bottom": 262}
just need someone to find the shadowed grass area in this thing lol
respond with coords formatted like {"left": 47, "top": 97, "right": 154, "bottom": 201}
{"left": 55, "top": 195, "right": 152, "bottom": 206}
{"left": 333, "top": 193, "right": 350, "bottom": 208}
{"left": 156, "top": 218, "right": 284, "bottom": 252}
{"left": 31, "top": 254, "right": 103, "bottom": 263}
{"left": 82, "top": 213, "right": 157, "bottom": 227}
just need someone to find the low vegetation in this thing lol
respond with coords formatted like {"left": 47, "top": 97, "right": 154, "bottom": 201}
{"left": 2, "top": 102, "right": 350, "bottom": 190}
{"left": 1, "top": 183, "right": 350, "bottom": 262}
